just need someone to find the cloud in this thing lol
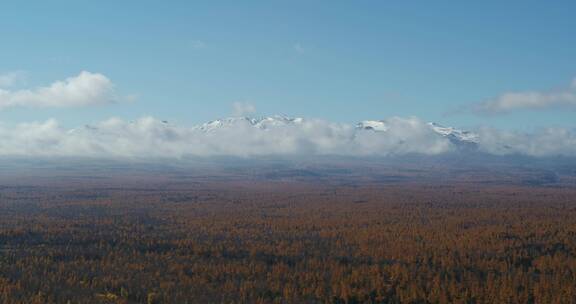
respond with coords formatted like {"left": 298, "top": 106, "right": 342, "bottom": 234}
{"left": 0, "top": 71, "right": 118, "bottom": 110}
{"left": 474, "top": 78, "right": 576, "bottom": 114}
{"left": 189, "top": 40, "right": 207, "bottom": 50}
{"left": 0, "top": 71, "right": 27, "bottom": 88}
{"left": 0, "top": 115, "right": 574, "bottom": 159}
{"left": 477, "top": 127, "right": 576, "bottom": 157}
{"left": 293, "top": 43, "right": 305, "bottom": 54}
{"left": 352, "top": 117, "right": 453, "bottom": 155}
{"left": 232, "top": 101, "right": 256, "bottom": 116}
{"left": 0, "top": 116, "right": 453, "bottom": 158}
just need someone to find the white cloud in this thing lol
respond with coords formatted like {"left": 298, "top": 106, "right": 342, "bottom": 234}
{"left": 477, "top": 127, "right": 576, "bottom": 157}
{"left": 0, "top": 115, "right": 574, "bottom": 158}
{"left": 0, "top": 116, "right": 454, "bottom": 158}
{"left": 232, "top": 101, "right": 256, "bottom": 116}
{"left": 0, "top": 71, "right": 118, "bottom": 110}
{"left": 474, "top": 78, "right": 576, "bottom": 114}
{"left": 0, "top": 71, "right": 27, "bottom": 88}
{"left": 293, "top": 43, "right": 305, "bottom": 54}
{"left": 189, "top": 40, "right": 207, "bottom": 50}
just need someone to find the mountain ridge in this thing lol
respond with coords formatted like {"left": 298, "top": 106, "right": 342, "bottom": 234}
{"left": 198, "top": 116, "right": 480, "bottom": 148}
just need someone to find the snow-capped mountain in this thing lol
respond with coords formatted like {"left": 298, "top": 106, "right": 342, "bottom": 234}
{"left": 196, "top": 115, "right": 305, "bottom": 132}
{"left": 71, "top": 116, "right": 479, "bottom": 150}
{"left": 427, "top": 122, "right": 479, "bottom": 144}
{"left": 195, "top": 117, "right": 258, "bottom": 132}
{"left": 356, "top": 120, "right": 478, "bottom": 146}
{"left": 9, "top": 115, "right": 575, "bottom": 158}
{"left": 254, "top": 116, "right": 304, "bottom": 129}
{"left": 196, "top": 116, "right": 479, "bottom": 149}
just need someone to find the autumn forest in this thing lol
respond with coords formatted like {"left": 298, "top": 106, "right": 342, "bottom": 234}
{"left": 0, "top": 161, "right": 575, "bottom": 303}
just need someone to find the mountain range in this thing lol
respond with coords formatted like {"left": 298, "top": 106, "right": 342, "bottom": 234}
{"left": 198, "top": 116, "right": 479, "bottom": 148}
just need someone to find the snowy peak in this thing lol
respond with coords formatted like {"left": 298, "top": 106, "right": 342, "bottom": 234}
{"left": 427, "top": 122, "right": 479, "bottom": 144}
{"left": 196, "top": 115, "right": 304, "bottom": 132}
{"left": 196, "top": 117, "right": 257, "bottom": 132}
{"left": 357, "top": 119, "right": 479, "bottom": 147}
{"left": 195, "top": 116, "right": 479, "bottom": 149}
{"left": 253, "top": 116, "right": 304, "bottom": 129}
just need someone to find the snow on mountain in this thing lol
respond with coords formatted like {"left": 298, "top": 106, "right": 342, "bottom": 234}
{"left": 253, "top": 116, "right": 304, "bottom": 129}
{"left": 195, "top": 117, "right": 258, "bottom": 132}
{"left": 193, "top": 116, "right": 479, "bottom": 152}
{"left": 13, "top": 115, "right": 576, "bottom": 158}
{"left": 427, "top": 122, "right": 479, "bottom": 144}
{"left": 70, "top": 116, "right": 479, "bottom": 149}
{"left": 195, "top": 115, "right": 305, "bottom": 132}
{"left": 356, "top": 120, "right": 478, "bottom": 146}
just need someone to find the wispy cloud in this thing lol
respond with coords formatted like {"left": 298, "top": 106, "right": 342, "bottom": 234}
{"left": 473, "top": 78, "right": 576, "bottom": 114}
{"left": 0, "top": 71, "right": 119, "bottom": 110}
{"left": 232, "top": 101, "right": 256, "bottom": 116}
{"left": 189, "top": 40, "right": 207, "bottom": 50}
{"left": 293, "top": 43, "right": 305, "bottom": 54}
{"left": 0, "top": 71, "right": 27, "bottom": 88}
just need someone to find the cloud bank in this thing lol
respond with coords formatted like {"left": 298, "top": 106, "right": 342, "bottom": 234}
{"left": 0, "top": 71, "right": 118, "bottom": 110}
{"left": 475, "top": 78, "right": 576, "bottom": 114}
{"left": 0, "top": 115, "right": 574, "bottom": 159}
{"left": 477, "top": 127, "right": 576, "bottom": 157}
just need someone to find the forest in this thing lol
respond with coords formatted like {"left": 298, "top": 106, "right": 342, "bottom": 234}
{"left": 0, "top": 164, "right": 576, "bottom": 303}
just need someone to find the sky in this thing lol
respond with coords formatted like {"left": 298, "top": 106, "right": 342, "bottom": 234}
{"left": 0, "top": 1, "right": 575, "bottom": 158}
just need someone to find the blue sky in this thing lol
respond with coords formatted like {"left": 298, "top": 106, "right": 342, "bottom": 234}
{"left": 1, "top": 1, "right": 575, "bottom": 130}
